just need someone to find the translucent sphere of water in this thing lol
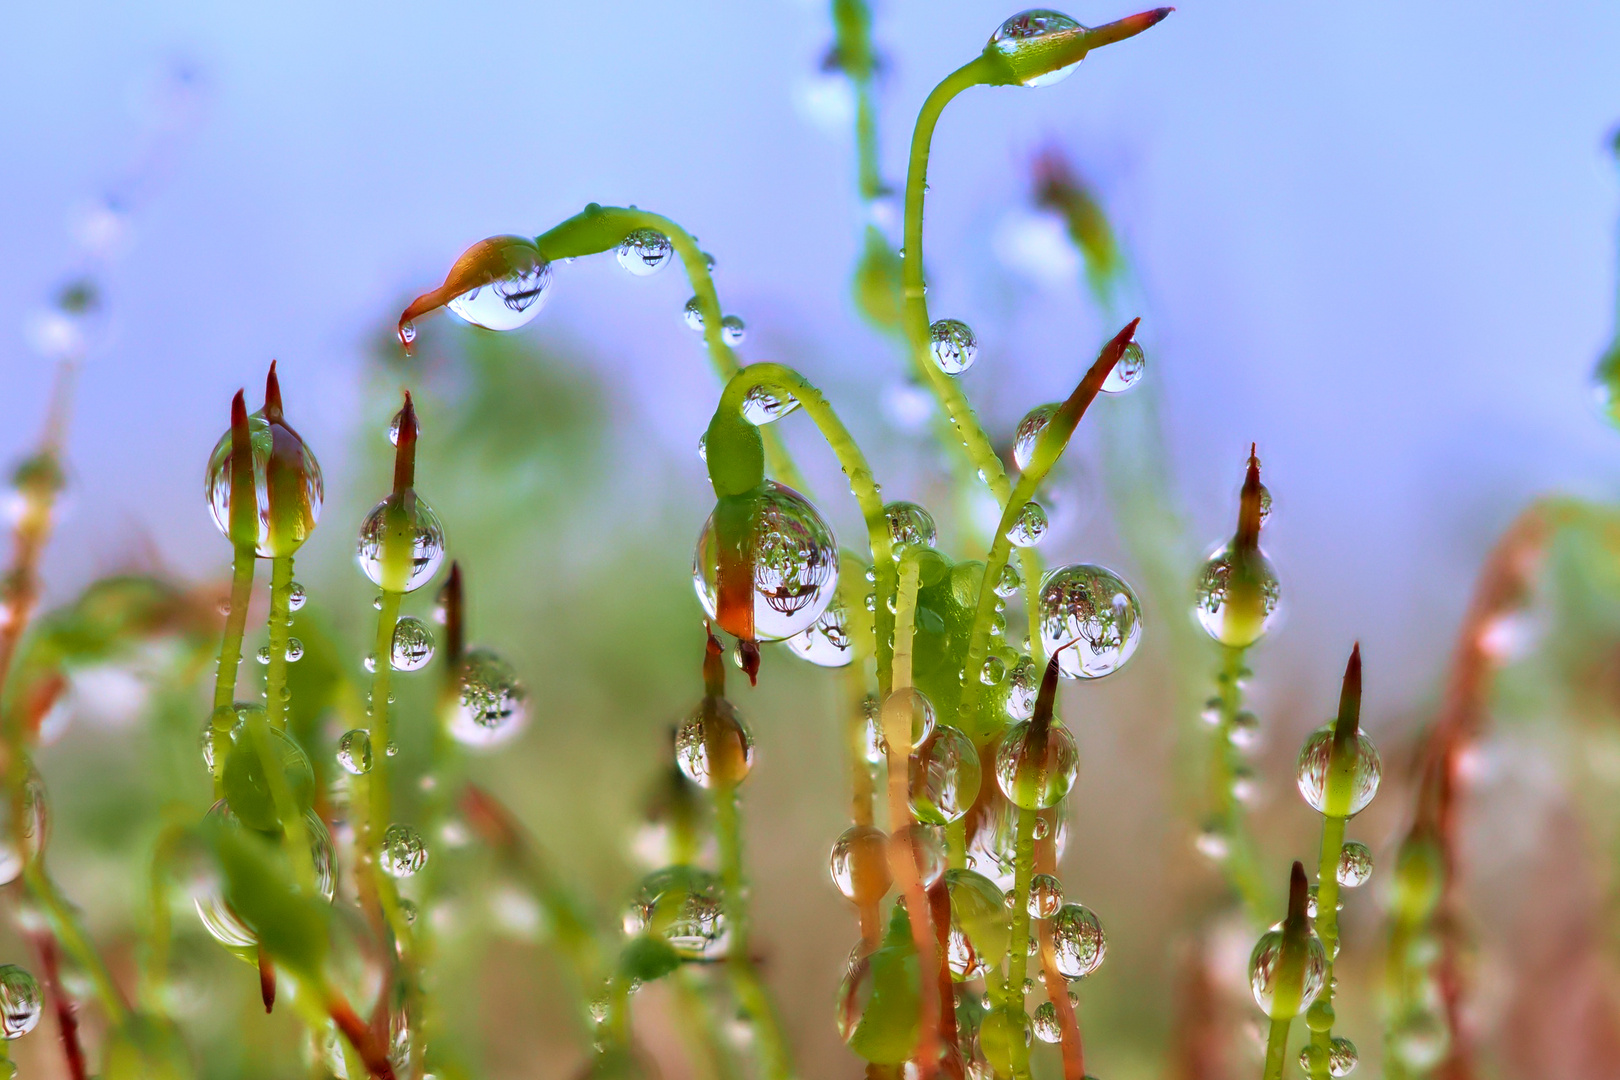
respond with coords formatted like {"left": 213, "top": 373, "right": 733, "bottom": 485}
{"left": 1101, "top": 341, "right": 1146, "bottom": 393}
{"left": 1297, "top": 725, "right": 1383, "bottom": 817}
{"left": 356, "top": 493, "right": 446, "bottom": 593}
{"left": 1013, "top": 404, "right": 1059, "bottom": 471}
{"left": 624, "top": 866, "right": 729, "bottom": 960}
{"left": 929, "top": 319, "right": 978, "bottom": 375}
{"left": 337, "top": 729, "right": 373, "bottom": 775}
{"left": 829, "top": 824, "right": 891, "bottom": 904}
{"left": 883, "top": 501, "right": 938, "bottom": 556}
{"left": 447, "top": 240, "right": 553, "bottom": 331}
{"left": 988, "top": 10, "right": 1086, "bottom": 87}
{"left": 382, "top": 823, "right": 428, "bottom": 878}
{"left": 1050, "top": 902, "right": 1106, "bottom": 978}
{"left": 1005, "top": 655, "right": 1039, "bottom": 719}
{"left": 1329, "top": 1036, "right": 1359, "bottom": 1076}
{"left": 676, "top": 698, "right": 754, "bottom": 788}
{"left": 205, "top": 410, "right": 324, "bottom": 557}
{"left": 1193, "top": 543, "right": 1281, "bottom": 648}
{"left": 287, "top": 581, "right": 307, "bottom": 611}
{"left": 1247, "top": 928, "right": 1327, "bottom": 1016}
{"left": 1031, "top": 1000, "right": 1061, "bottom": 1043}
{"left": 0, "top": 965, "right": 41, "bottom": 1039}
{"left": 995, "top": 719, "right": 1078, "bottom": 810}
{"left": 1006, "top": 502, "right": 1049, "bottom": 547}
{"left": 994, "top": 561, "right": 1023, "bottom": 599}
{"left": 787, "top": 596, "right": 855, "bottom": 667}
{"left": 721, "top": 315, "right": 746, "bottom": 346}
{"left": 194, "top": 801, "right": 335, "bottom": 950}
{"left": 692, "top": 481, "right": 840, "bottom": 642}
{"left": 390, "top": 616, "right": 436, "bottom": 671}
{"left": 1391, "top": 1009, "right": 1449, "bottom": 1069}
{"left": 450, "top": 648, "right": 530, "bottom": 748}
{"left": 908, "top": 725, "right": 982, "bottom": 825}
{"left": 1337, "top": 841, "right": 1374, "bottom": 887}
{"left": 1028, "top": 873, "right": 1064, "bottom": 918}
{"left": 873, "top": 688, "right": 936, "bottom": 761}
{"left": 222, "top": 723, "right": 314, "bottom": 832}
{"left": 617, "top": 229, "right": 673, "bottom": 276}
{"left": 742, "top": 385, "right": 800, "bottom": 425}
{"left": 1037, "top": 564, "right": 1143, "bottom": 679}
{"left": 200, "top": 704, "right": 254, "bottom": 774}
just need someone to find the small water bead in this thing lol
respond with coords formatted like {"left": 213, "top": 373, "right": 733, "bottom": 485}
{"left": 1229, "top": 710, "right": 1261, "bottom": 750}
{"left": 995, "top": 719, "right": 1078, "bottom": 809}
{"left": 0, "top": 965, "right": 42, "bottom": 1039}
{"left": 1391, "top": 1009, "right": 1448, "bottom": 1069}
{"left": 980, "top": 656, "right": 1007, "bottom": 686}
{"left": 1100, "top": 341, "right": 1146, "bottom": 393}
{"left": 929, "top": 319, "right": 978, "bottom": 375}
{"left": 284, "top": 638, "right": 304, "bottom": 662}
{"left": 256, "top": 645, "right": 271, "bottom": 665}
{"left": 1028, "top": 873, "right": 1064, "bottom": 918}
{"left": 390, "top": 616, "right": 436, "bottom": 671}
{"left": 1328, "top": 1036, "right": 1359, "bottom": 1076}
{"left": 880, "top": 506, "right": 937, "bottom": 567}
{"left": 692, "top": 481, "right": 840, "bottom": 642}
{"left": 676, "top": 699, "right": 754, "bottom": 788}
{"left": 909, "top": 726, "right": 982, "bottom": 825}
{"left": 1031, "top": 1001, "right": 1062, "bottom": 1043}
{"left": 1005, "top": 655, "right": 1038, "bottom": 720}
{"left": 356, "top": 493, "right": 446, "bottom": 593}
{"left": 625, "top": 866, "right": 728, "bottom": 960}
{"left": 1230, "top": 768, "right": 1258, "bottom": 805}
{"left": 741, "top": 385, "right": 800, "bottom": 425}
{"left": 382, "top": 824, "right": 428, "bottom": 878}
{"left": 1005, "top": 501, "right": 1048, "bottom": 547}
{"left": 682, "top": 296, "right": 705, "bottom": 331}
{"left": 363, "top": 654, "right": 377, "bottom": 674}
{"left": 204, "top": 410, "right": 324, "bottom": 557}
{"left": 786, "top": 598, "right": 854, "bottom": 667}
{"left": 720, "top": 315, "right": 747, "bottom": 346}
{"left": 1337, "top": 841, "right": 1374, "bottom": 887}
{"left": 616, "top": 229, "right": 673, "bottom": 276}
{"left": 1296, "top": 725, "right": 1383, "bottom": 817}
{"left": 287, "top": 581, "right": 307, "bottom": 611}
{"left": 1247, "top": 928, "right": 1327, "bottom": 1015}
{"left": 829, "top": 824, "right": 891, "bottom": 903}
{"left": 1013, "top": 404, "right": 1059, "bottom": 471}
{"left": 1038, "top": 564, "right": 1143, "bottom": 679}
{"left": 947, "top": 926, "right": 986, "bottom": 980}
{"left": 1258, "top": 485, "right": 1273, "bottom": 525}
{"left": 450, "top": 648, "right": 530, "bottom": 748}
{"left": 994, "top": 562, "right": 1023, "bottom": 600}
{"left": 447, "top": 242, "right": 553, "bottom": 331}
{"left": 1032, "top": 814, "right": 1051, "bottom": 840}
{"left": 1299, "top": 1045, "right": 1329, "bottom": 1077}
{"left": 1194, "top": 543, "right": 1282, "bottom": 648}
{"left": 386, "top": 742, "right": 399, "bottom": 756}
{"left": 1195, "top": 825, "right": 1230, "bottom": 861}
{"left": 337, "top": 730, "right": 373, "bottom": 775}
{"left": 1050, "top": 903, "right": 1106, "bottom": 979}
{"left": 988, "top": 10, "right": 1086, "bottom": 87}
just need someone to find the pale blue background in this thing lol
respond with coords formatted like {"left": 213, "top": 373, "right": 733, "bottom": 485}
{"left": 3, "top": 0, "right": 1620, "bottom": 718}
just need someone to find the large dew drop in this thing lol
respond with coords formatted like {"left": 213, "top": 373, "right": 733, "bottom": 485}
{"left": 692, "top": 481, "right": 840, "bottom": 642}
{"left": 194, "top": 801, "right": 335, "bottom": 950}
{"left": 205, "top": 411, "right": 324, "bottom": 557}
{"left": 1037, "top": 564, "right": 1143, "bottom": 678}
{"left": 1193, "top": 542, "right": 1281, "bottom": 648}
{"left": 829, "top": 824, "right": 891, "bottom": 904}
{"left": 1247, "top": 927, "right": 1327, "bottom": 1015}
{"left": 787, "top": 598, "right": 855, "bottom": 667}
{"left": 1013, "top": 404, "right": 1059, "bottom": 472}
{"left": 1050, "top": 903, "right": 1106, "bottom": 978}
{"left": 390, "top": 616, "right": 436, "bottom": 671}
{"left": 625, "top": 866, "right": 729, "bottom": 960}
{"left": 1027, "top": 873, "right": 1064, "bottom": 918}
{"left": 336, "top": 729, "right": 373, "bottom": 775}
{"left": 1297, "top": 725, "right": 1382, "bottom": 817}
{"left": 446, "top": 239, "right": 553, "bottom": 331}
{"left": 988, "top": 10, "right": 1086, "bottom": 87}
{"left": 616, "top": 229, "right": 673, "bottom": 276}
{"left": 1337, "top": 841, "right": 1373, "bottom": 888}
{"left": 994, "top": 720, "right": 1078, "bottom": 809}
{"left": 0, "top": 965, "right": 42, "bottom": 1039}
{"left": 1005, "top": 501, "right": 1048, "bottom": 548}
{"left": 908, "top": 725, "right": 982, "bottom": 825}
{"left": 742, "top": 385, "right": 801, "bottom": 425}
{"left": 929, "top": 319, "right": 978, "bottom": 375}
{"left": 450, "top": 648, "right": 529, "bottom": 748}
{"left": 1032, "top": 1001, "right": 1062, "bottom": 1043}
{"left": 883, "top": 501, "right": 938, "bottom": 556}
{"left": 356, "top": 494, "right": 446, "bottom": 593}
{"left": 382, "top": 823, "right": 429, "bottom": 878}
{"left": 1101, "top": 341, "right": 1146, "bottom": 393}
{"left": 1329, "top": 1036, "right": 1359, "bottom": 1077}
{"left": 676, "top": 699, "right": 754, "bottom": 788}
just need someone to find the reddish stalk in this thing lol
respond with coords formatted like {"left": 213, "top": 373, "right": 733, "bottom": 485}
{"left": 30, "top": 930, "right": 87, "bottom": 1080}
{"left": 1034, "top": 827, "right": 1084, "bottom": 1080}
{"left": 329, "top": 993, "right": 399, "bottom": 1080}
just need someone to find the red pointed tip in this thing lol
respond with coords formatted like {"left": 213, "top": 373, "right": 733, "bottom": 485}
{"left": 740, "top": 640, "right": 761, "bottom": 686}
{"left": 231, "top": 389, "right": 248, "bottom": 427}
{"left": 264, "top": 361, "right": 284, "bottom": 421}
{"left": 1286, "top": 860, "right": 1308, "bottom": 923}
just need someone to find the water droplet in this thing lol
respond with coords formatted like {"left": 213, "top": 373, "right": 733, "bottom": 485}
{"left": 909, "top": 725, "right": 982, "bottom": 825}
{"left": 1195, "top": 824, "right": 1230, "bottom": 861}
{"left": 1050, "top": 903, "right": 1106, "bottom": 978}
{"left": 1037, "top": 564, "right": 1143, "bottom": 679}
{"left": 980, "top": 656, "right": 1007, "bottom": 685}
{"left": 356, "top": 493, "right": 446, "bottom": 593}
{"left": 697, "top": 433, "right": 708, "bottom": 462}
{"left": 683, "top": 296, "right": 705, "bottom": 331}
{"left": 995, "top": 719, "right": 1078, "bottom": 809}
{"left": 993, "top": 562, "right": 1023, "bottom": 600}
{"left": 677, "top": 698, "right": 754, "bottom": 788}
{"left": 0, "top": 768, "right": 44, "bottom": 888}
{"left": 988, "top": 9, "right": 1086, "bottom": 87}
{"left": 205, "top": 410, "right": 324, "bottom": 557}
{"left": 1028, "top": 873, "right": 1064, "bottom": 919}
{"left": 1229, "top": 710, "right": 1261, "bottom": 750}
{"left": 929, "top": 319, "right": 978, "bottom": 375}
{"left": 1005, "top": 502, "right": 1048, "bottom": 547}
{"left": 1013, "top": 404, "right": 1059, "bottom": 472}
{"left": 399, "top": 320, "right": 418, "bottom": 345}
{"left": 1297, "top": 725, "right": 1382, "bottom": 817}
{"left": 284, "top": 638, "right": 304, "bottom": 662}
{"left": 287, "top": 581, "right": 307, "bottom": 611}
{"left": 1337, "top": 841, "right": 1373, "bottom": 887}
{"left": 741, "top": 385, "right": 800, "bottom": 425}
{"left": 1005, "top": 655, "right": 1039, "bottom": 719}
{"left": 1391, "top": 1009, "right": 1448, "bottom": 1069}
{"left": 1257, "top": 485, "right": 1273, "bottom": 525}
{"left": 1032, "top": 813, "right": 1051, "bottom": 840}
{"left": 617, "top": 229, "right": 673, "bottom": 276}
{"left": 195, "top": 800, "right": 335, "bottom": 949}
{"left": 1101, "top": 341, "right": 1146, "bottom": 393}
{"left": 1328, "top": 1036, "right": 1359, "bottom": 1076}
{"left": 386, "top": 741, "right": 399, "bottom": 756}
{"left": 865, "top": 688, "right": 936, "bottom": 763}
{"left": 883, "top": 501, "right": 938, "bottom": 556}
{"left": 947, "top": 925, "right": 986, "bottom": 979}
{"left": 446, "top": 239, "right": 553, "bottom": 331}
{"left": 450, "top": 648, "right": 529, "bottom": 748}
{"left": 336, "top": 729, "right": 373, "bottom": 775}
{"left": 386, "top": 407, "right": 419, "bottom": 447}
{"left": 373, "top": 595, "right": 384, "bottom": 610}
{"left": 390, "top": 616, "right": 436, "bottom": 671}
{"left": 692, "top": 481, "right": 840, "bottom": 642}
{"left": 829, "top": 824, "right": 891, "bottom": 903}
{"left": 363, "top": 653, "right": 377, "bottom": 674}
{"left": 721, "top": 315, "right": 746, "bottom": 346}
{"left": 1194, "top": 543, "right": 1281, "bottom": 647}
{"left": 1031, "top": 1000, "right": 1061, "bottom": 1043}
{"left": 382, "top": 824, "right": 428, "bottom": 878}
{"left": 1299, "top": 1044, "right": 1329, "bottom": 1077}
{"left": 625, "top": 866, "right": 729, "bottom": 960}
{"left": 256, "top": 645, "right": 271, "bottom": 665}
{"left": 902, "top": 822, "right": 948, "bottom": 888}
{"left": 1247, "top": 928, "right": 1327, "bottom": 1016}
{"left": 787, "top": 598, "right": 855, "bottom": 667}
{"left": 0, "top": 965, "right": 42, "bottom": 1039}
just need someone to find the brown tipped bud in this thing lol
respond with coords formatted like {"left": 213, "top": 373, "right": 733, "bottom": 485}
{"left": 738, "top": 639, "right": 761, "bottom": 686}
{"left": 1333, "top": 644, "right": 1363, "bottom": 744}
{"left": 439, "top": 561, "right": 464, "bottom": 670}
{"left": 1285, "top": 859, "right": 1309, "bottom": 931}
{"left": 392, "top": 391, "right": 418, "bottom": 495}
{"left": 1235, "top": 444, "right": 1264, "bottom": 549}
{"left": 263, "top": 360, "right": 284, "bottom": 422}
{"left": 397, "top": 235, "right": 552, "bottom": 348}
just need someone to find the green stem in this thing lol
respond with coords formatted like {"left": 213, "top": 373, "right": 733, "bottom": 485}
{"left": 715, "top": 785, "right": 795, "bottom": 1080}
{"left": 1308, "top": 815, "right": 1348, "bottom": 1076}
{"left": 211, "top": 545, "right": 256, "bottom": 791}
{"left": 142, "top": 818, "right": 189, "bottom": 1011}
{"left": 1262, "top": 1015, "right": 1292, "bottom": 1080}
{"left": 1004, "top": 807, "right": 1038, "bottom": 1079}
{"left": 1210, "top": 646, "right": 1269, "bottom": 915}
{"left": 366, "top": 589, "right": 415, "bottom": 952}
{"left": 243, "top": 708, "right": 316, "bottom": 894}
{"left": 718, "top": 364, "right": 896, "bottom": 689}
{"left": 23, "top": 863, "right": 129, "bottom": 1025}
{"left": 265, "top": 555, "right": 294, "bottom": 731}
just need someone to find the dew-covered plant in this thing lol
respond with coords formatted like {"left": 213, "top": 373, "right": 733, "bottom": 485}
{"left": 5, "top": 7, "right": 1620, "bottom": 1080}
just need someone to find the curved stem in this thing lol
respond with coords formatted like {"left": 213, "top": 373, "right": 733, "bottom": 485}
{"left": 715, "top": 784, "right": 795, "bottom": 1080}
